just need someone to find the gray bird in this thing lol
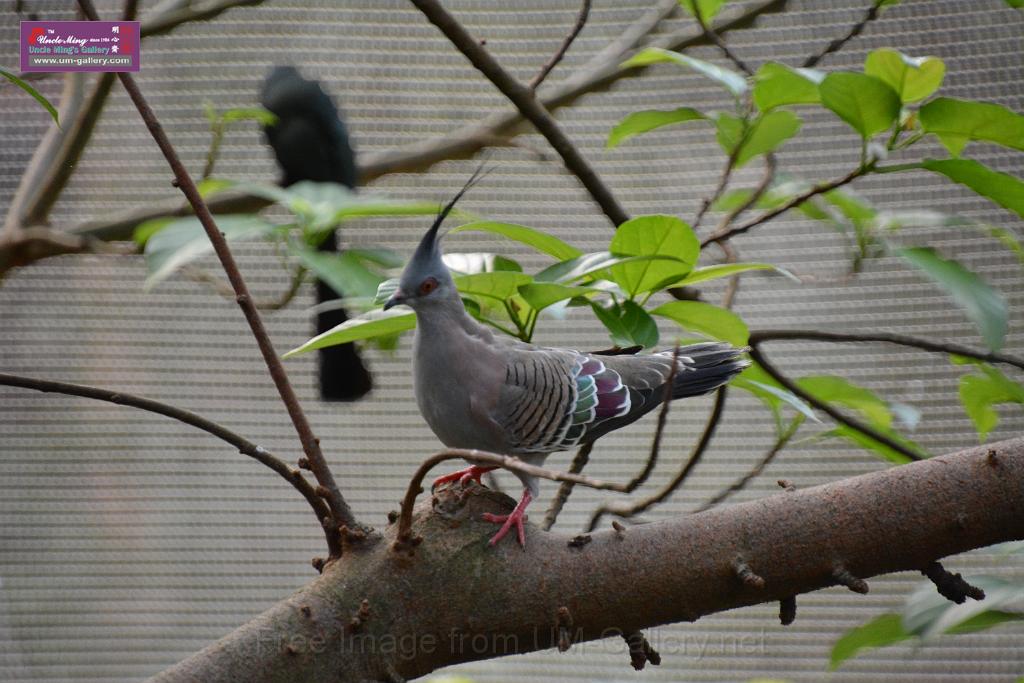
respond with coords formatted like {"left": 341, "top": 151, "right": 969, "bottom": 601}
{"left": 384, "top": 175, "right": 749, "bottom": 547}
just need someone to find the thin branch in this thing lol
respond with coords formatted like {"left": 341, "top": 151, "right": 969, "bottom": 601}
{"left": 749, "top": 329, "right": 1024, "bottom": 372}
{"left": 702, "top": 164, "right": 870, "bottom": 247}
{"left": 0, "top": 227, "right": 130, "bottom": 280}
{"left": 21, "top": 73, "right": 117, "bottom": 227}
{"left": 693, "top": 416, "right": 800, "bottom": 513}
{"left": 3, "top": 73, "right": 86, "bottom": 238}
{"left": 181, "top": 264, "right": 308, "bottom": 311}
{"left": 63, "top": 0, "right": 787, "bottom": 245}
{"left": 529, "top": 0, "right": 591, "bottom": 91}
{"left": 709, "top": 152, "right": 777, "bottom": 237}
{"left": 587, "top": 387, "right": 729, "bottom": 531}
{"left": 0, "top": 372, "right": 337, "bottom": 554}
{"left": 140, "top": 0, "right": 266, "bottom": 38}
{"left": 408, "top": 0, "right": 630, "bottom": 227}
{"left": 541, "top": 442, "right": 593, "bottom": 531}
{"left": 747, "top": 342, "right": 924, "bottom": 462}
{"left": 578, "top": 0, "right": 679, "bottom": 74}
{"left": 77, "top": 0, "right": 358, "bottom": 545}
{"left": 690, "top": 0, "right": 752, "bottom": 76}
{"left": 396, "top": 448, "right": 629, "bottom": 545}
{"left": 803, "top": 1, "right": 885, "bottom": 68}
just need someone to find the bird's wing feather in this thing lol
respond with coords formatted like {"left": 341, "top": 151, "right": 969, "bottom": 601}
{"left": 493, "top": 348, "right": 633, "bottom": 454}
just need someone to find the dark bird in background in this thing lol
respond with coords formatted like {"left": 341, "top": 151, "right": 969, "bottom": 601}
{"left": 260, "top": 66, "right": 372, "bottom": 401}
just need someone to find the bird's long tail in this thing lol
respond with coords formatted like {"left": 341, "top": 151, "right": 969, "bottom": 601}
{"left": 670, "top": 342, "right": 749, "bottom": 399}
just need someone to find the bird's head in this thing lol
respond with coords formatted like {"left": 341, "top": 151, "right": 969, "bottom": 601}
{"left": 384, "top": 166, "right": 488, "bottom": 311}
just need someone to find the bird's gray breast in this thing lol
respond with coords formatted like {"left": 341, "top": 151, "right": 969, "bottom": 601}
{"left": 412, "top": 326, "right": 508, "bottom": 452}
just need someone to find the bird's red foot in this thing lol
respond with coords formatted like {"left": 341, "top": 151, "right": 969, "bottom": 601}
{"left": 482, "top": 490, "right": 533, "bottom": 547}
{"left": 432, "top": 465, "right": 497, "bottom": 490}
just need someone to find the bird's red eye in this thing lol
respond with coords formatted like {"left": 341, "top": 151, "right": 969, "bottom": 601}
{"left": 419, "top": 277, "right": 439, "bottom": 295}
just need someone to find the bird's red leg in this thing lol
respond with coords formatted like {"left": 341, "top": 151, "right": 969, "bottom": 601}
{"left": 432, "top": 465, "right": 498, "bottom": 490}
{"left": 482, "top": 489, "right": 533, "bottom": 547}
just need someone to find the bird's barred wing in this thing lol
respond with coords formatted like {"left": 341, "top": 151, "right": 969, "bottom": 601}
{"left": 494, "top": 350, "right": 633, "bottom": 454}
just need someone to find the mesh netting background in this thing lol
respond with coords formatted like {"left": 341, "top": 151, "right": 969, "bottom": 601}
{"left": 1, "top": 1, "right": 1023, "bottom": 681}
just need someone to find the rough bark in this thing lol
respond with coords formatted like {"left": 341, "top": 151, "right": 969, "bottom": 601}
{"left": 147, "top": 438, "right": 1024, "bottom": 682}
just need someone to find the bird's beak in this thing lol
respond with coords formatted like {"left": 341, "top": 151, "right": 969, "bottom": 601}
{"left": 383, "top": 289, "right": 406, "bottom": 311}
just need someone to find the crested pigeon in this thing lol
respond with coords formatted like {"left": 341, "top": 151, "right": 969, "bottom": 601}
{"left": 384, "top": 176, "right": 749, "bottom": 547}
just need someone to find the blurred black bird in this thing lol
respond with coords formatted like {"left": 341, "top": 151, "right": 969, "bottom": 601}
{"left": 260, "top": 66, "right": 372, "bottom": 401}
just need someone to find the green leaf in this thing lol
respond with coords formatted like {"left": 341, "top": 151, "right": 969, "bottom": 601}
{"left": 622, "top": 47, "right": 747, "bottom": 97}
{"left": 796, "top": 376, "right": 893, "bottom": 428}
{"left": 607, "top": 108, "right": 707, "bottom": 148}
{"left": 753, "top": 62, "right": 822, "bottom": 111}
{"left": 518, "top": 283, "right": 597, "bottom": 311}
{"left": 830, "top": 614, "right": 910, "bottom": 670}
{"left": 0, "top": 68, "right": 60, "bottom": 127}
{"left": 946, "top": 610, "right": 1024, "bottom": 635}
{"left": 672, "top": 262, "right": 787, "bottom": 286}
{"left": 591, "top": 300, "right": 659, "bottom": 349}
{"left": 956, "top": 362, "right": 1024, "bottom": 441}
{"left": 897, "top": 246, "right": 1008, "bottom": 351}
{"left": 716, "top": 110, "right": 802, "bottom": 168}
{"left": 819, "top": 72, "right": 902, "bottom": 138}
{"left": 283, "top": 309, "right": 416, "bottom": 358}
{"left": 449, "top": 221, "right": 581, "bottom": 260}
{"left": 608, "top": 215, "right": 699, "bottom": 297}
{"left": 677, "top": 0, "right": 728, "bottom": 20}
{"left": 454, "top": 272, "right": 533, "bottom": 302}
{"left": 904, "top": 575, "right": 1024, "bottom": 641}
{"left": 919, "top": 97, "right": 1024, "bottom": 157}
{"left": 824, "top": 424, "right": 920, "bottom": 464}
{"left": 290, "top": 243, "right": 384, "bottom": 300}
{"left": 650, "top": 300, "right": 749, "bottom": 346}
{"left": 221, "top": 106, "right": 278, "bottom": 126}
{"left": 143, "top": 215, "right": 276, "bottom": 289}
{"left": 132, "top": 217, "right": 175, "bottom": 247}
{"left": 535, "top": 252, "right": 671, "bottom": 283}
{"left": 921, "top": 158, "right": 1024, "bottom": 220}
{"left": 733, "top": 374, "right": 819, "bottom": 424}
{"left": 1005, "top": 0, "right": 1024, "bottom": 7}
{"left": 196, "top": 177, "right": 235, "bottom": 199}
{"left": 864, "top": 49, "right": 945, "bottom": 103}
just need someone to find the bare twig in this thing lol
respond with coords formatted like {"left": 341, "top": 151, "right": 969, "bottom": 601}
{"left": 541, "top": 441, "right": 593, "bottom": 531}
{"left": 140, "top": 0, "right": 266, "bottom": 38}
{"left": 408, "top": 0, "right": 630, "bottom": 227}
{"left": 749, "top": 329, "right": 1024, "bottom": 372}
{"left": 396, "top": 448, "right": 629, "bottom": 545}
{"left": 587, "top": 387, "right": 729, "bottom": 531}
{"left": 922, "top": 561, "right": 986, "bottom": 604}
{"left": 693, "top": 416, "right": 800, "bottom": 513}
{"left": 77, "top": 0, "right": 358, "bottom": 544}
{"left": 702, "top": 164, "right": 870, "bottom": 247}
{"left": 529, "top": 0, "right": 591, "bottom": 91}
{"left": 181, "top": 264, "right": 308, "bottom": 311}
{"left": 747, "top": 342, "right": 923, "bottom": 462}
{"left": 0, "top": 372, "right": 336, "bottom": 553}
{"left": 690, "top": 0, "right": 752, "bottom": 76}
{"left": 803, "top": 1, "right": 885, "bottom": 68}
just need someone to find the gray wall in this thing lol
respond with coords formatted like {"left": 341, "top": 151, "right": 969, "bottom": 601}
{"left": 1, "top": 1, "right": 1022, "bottom": 681}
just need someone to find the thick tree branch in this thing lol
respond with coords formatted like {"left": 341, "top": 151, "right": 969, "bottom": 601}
{"left": 0, "top": 372, "right": 336, "bottom": 553}
{"left": 408, "top": 0, "right": 630, "bottom": 227}
{"left": 76, "top": 0, "right": 358, "bottom": 541}
{"left": 147, "top": 438, "right": 1024, "bottom": 682}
